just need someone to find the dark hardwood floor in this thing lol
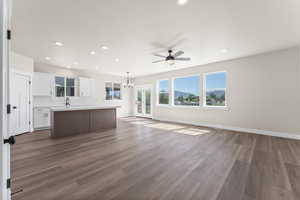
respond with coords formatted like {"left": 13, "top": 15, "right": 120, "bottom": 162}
{"left": 11, "top": 117, "right": 300, "bottom": 200}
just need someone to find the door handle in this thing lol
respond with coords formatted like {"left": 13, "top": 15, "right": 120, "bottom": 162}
{"left": 13, "top": 106, "right": 17, "bottom": 109}
{"left": 4, "top": 136, "right": 16, "bottom": 145}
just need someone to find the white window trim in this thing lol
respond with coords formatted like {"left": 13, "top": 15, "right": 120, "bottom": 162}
{"left": 171, "top": 73, "right": 201, "bottom": 107}
{"left": 156, "top": 79, "right": 170, "bottom": 106}
{"left": 105, "top": 82, "right": 122, "bottom": 101}
{"left": 203, "top": 71, "right": 228, "bottom": 108}
{"left": 54, "top": 76, "right": 78, "bottom": 99}
{"left": 66, "top": 77, "right": 78, "bottom": 98}
{"left": 154, "top": 71, "right": 229, "bottom": 111}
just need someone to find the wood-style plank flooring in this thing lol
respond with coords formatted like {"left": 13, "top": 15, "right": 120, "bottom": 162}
{"left": 11, "top": 117, "right": 300, "bottom": 200}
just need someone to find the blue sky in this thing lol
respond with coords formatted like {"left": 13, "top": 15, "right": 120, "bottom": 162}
{"left": 174, "top": 76, "right": 200, "bottom": 95}
{"left": 206, "top": 72, "right": 226, "bottom": 91}
{"left": 159, "top": 72, "right": 227, "bottom": 95}
{"left": 159, "top": 80, "right": 169, "bottom": 92}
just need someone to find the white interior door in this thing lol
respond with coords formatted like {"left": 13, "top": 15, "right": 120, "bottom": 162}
{"left": 135, "top": 85, "right": 152, "bottom": 118}
{"left": 10, "top": 72, "right": 30, "bottom": 135}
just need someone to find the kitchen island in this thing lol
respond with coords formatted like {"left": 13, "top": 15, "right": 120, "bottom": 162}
{"left": 50, "top": 106, "right": 119, "bottom": 138}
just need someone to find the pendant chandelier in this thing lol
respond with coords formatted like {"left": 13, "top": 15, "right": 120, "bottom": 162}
{"left": 124, "top": 72, "right": 134, "bottom": 88}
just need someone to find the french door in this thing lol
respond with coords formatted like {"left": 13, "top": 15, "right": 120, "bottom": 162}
{"left": 135, "top": 85, "right": 152, "bottom": 118}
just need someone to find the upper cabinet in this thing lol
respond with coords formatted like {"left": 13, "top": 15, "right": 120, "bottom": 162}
{"left": 79, "top": 77, "right": 95, "bottom": 97}
{"left": 32, "top": 72, "right": 54, "bottom": 96}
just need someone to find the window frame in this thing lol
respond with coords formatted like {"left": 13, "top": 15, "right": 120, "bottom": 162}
{"left": 113, "top": 82, "right": 122, "bottom": 100}
{"left": 203, "top": 71, "right": 228, "bottom": 108}
{"left": 171, "top": 73, "right": 201, "bottom": 108}
{"left": 55, "top": 76, "right": 66, "bottom": 98}
{"left": 66, "top": 77, "right": 77, "bottom": 97}
{"left": 105, "top": 81, "right": 122, "bottom": 101}
{"left": 156, "top": 79, "right": 170, "bottom": 106}
{"left": 54, "top": 76, "right": 78, "bottom": 98}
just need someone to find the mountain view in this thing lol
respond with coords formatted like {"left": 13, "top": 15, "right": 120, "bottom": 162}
{"left": 174, "top": 90, "right": 199, "bottom": 106}
{"left": 206, "top": 89, "right": 225, "bottom": 106}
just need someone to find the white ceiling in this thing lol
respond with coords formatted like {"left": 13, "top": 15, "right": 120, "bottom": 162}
{"left": 12, "top": 0, "right": 300, "bottom": 77}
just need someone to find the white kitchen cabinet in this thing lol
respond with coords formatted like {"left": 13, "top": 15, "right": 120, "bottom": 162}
{"left": 33, "top": 72, "right": 54, "bottom": 96}
{"left": 79, "top": 77, "right": 95, "bottom": 97}
{"left": 34, "top": 107, "right": 51, "bottom": 129}
{"left": 89, "top": 79, "right": 96, "bottom": 97}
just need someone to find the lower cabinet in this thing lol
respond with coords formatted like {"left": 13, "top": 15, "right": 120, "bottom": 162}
{"left": 34, "top": 107, "right": 50, "bottom": 129}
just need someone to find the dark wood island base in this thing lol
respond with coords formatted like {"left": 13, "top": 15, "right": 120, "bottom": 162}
{"left": 50, "top": 107, "right": 117, "bottom": 138}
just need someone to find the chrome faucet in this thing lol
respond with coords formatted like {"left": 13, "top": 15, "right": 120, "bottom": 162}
{"left": 65, "top": 97, "right": 70, "bottom": 107}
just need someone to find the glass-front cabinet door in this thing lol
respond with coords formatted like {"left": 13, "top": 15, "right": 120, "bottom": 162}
{"left": 135, "top": 85, "right": 152, "bottom": 118}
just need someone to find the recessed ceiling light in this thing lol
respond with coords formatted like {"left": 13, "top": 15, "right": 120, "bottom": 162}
{"left": 177, "top": 0, "right": 188, "bottom": 6}
{"left": 54, "top": 42, "right": 63, "bottom": 46}
{"left": 90, "top": 51, "right": 96, "bottom": 55}
{"left": 101, "top": 45, "right": 109, "bottom": 50}
{"left": 115, "top": 58, "right": 119, "bottom": 62}
{"left": 73, "top": 62, "right": 79, "bottom": 65}
{"left": 66, "top": 65, "right": 71, "bottom": 69}
{"left": 45, "top": 57, "right": 51, "bottom": 60}
{"left": 95, "top": 66, "right": 100, "bottom": 70}
{"left": 221, "top": 49, "right": 228, "bottom": 53}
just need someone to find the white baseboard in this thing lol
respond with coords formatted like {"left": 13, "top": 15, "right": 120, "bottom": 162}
{"left": 154, "top": 117, "right": 300, "bottom": 140}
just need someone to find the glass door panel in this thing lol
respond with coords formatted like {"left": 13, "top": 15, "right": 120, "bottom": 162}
{"left": 145, "top": 89, "right": 151, "bottom": 115}
{"left": 137, "top": 89, "right": 143, "bottom": 114}
{"left": 135, "top": 86, "right": 152, "bottom": 118}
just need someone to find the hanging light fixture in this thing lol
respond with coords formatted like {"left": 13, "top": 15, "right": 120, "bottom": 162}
{"left": 124, "top": 72, "right": 134, "bottom": 88}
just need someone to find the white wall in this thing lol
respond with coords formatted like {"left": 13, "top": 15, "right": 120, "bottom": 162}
{"left": 10, "top": 52, "right": 34, "bottom": 73}
{"left": 34, "top": 62, "right": 134, "bottom": 117}
{"left": 134, "top": 47, "right": 300, "bottom": 136}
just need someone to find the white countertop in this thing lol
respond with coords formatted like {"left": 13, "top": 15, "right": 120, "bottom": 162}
{"left": 50, "top": 105, "right": 120, "bottom": 112}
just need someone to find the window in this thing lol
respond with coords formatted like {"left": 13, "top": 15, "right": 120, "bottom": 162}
{"left": 158, "top": 80, "right": 169, "bottom": 105}
{"left": 105, "top": 82, "right": 122, "bottom": 100}
{"left": 105, "top": 82, "right": 113, "bottom": 100}
{"left": 173, "top": 75, "right": 200, "bottom": 106}
{"left": 204, "top": 71, "right": 227, "bottom": 107}
{"left": 113, "top": 83, "right": 121, "bottom": 100}
{"left": 55, "top": 76, "right": 77, "bottom": 97}
{"left": 55, "top": 76, "right": 65, "bottom": 97}
{"left": 66, "top": 78, "right": 76, "bottom": 97}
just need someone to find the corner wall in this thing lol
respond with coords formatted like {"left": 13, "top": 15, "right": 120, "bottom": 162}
{"left": 134, "top": 47, "right": 300, "bottom": 137}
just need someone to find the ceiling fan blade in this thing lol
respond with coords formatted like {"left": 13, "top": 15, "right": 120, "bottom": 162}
{"left": 168, "top": 38, "right": 187, "bottom": 50}
{"left": 174, "top": 57, "right": 191, "bottom": 61}
{"left": 152, "top": 59, "right": 165, "bottom": 63}
{"left": 150, "top": 42, "right": 168, "bottom": 49}
{"left": 173, "top": 50, "right": 184, "bottom": 57}
{"left": 153, "top": 53, "right": 166, "bottom": 58}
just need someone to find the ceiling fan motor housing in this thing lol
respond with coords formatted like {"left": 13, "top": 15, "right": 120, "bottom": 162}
{"left": 166, "top": 50, "right": 175, "bottom": 61}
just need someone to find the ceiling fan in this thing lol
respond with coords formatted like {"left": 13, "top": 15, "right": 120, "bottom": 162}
{"left": 152, "top": 50, "right": 191, "bottom": 65}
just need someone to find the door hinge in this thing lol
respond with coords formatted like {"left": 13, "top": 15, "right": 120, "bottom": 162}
{"left": 29, "top": 80, "right": 31, "bottom": 84}
{"left": 7, "top": 30, "right": 11, "bottom": 40}
{"left": 29, "top": 121, "right": 31, "bottom": 125}
{"left": 7, "top": 178, "right": 11, "bottom": 189}
{"left": 7, "top": 104, "right": 11, "bottom": 114}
